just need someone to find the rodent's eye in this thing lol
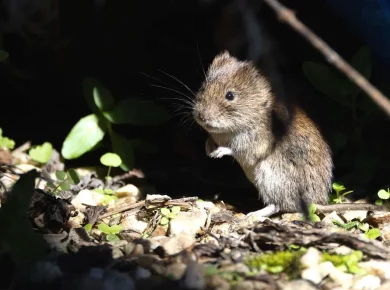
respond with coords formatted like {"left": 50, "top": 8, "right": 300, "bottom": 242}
{"left": 225, "top": 91, "right": 235, "bottom": 101}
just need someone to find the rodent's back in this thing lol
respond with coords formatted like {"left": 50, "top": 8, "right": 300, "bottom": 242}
{"left": 254, "top": 105, "right": 333, "bottom": 212}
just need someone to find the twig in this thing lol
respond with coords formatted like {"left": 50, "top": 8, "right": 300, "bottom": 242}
{"left": 263, "top": 0, "right": 390, "bottom": 117}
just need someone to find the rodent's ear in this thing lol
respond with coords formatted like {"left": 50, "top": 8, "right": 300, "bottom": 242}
{"left": 219, "top": 50, "right": 231, "bottom": 59}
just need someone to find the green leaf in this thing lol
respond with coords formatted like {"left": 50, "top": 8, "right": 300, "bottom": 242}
{"left": 94, "top": 188, "right": 105, "bottom": 194}
{"left": 56, "top": 170, "right": 66, "bottom": 181}
{"left": 378, "top": 189, "right": 390, "bottom": 200}
{"left": 93, "top": 85, "right": 115, "bottom": 112}
{"left": 358, "top": 223, "right": 369, "bottom": 232}
{"left": 160, "top": 217, "right": 169, "bottom": 225}
{"left": 59, "top": 181, "right": 70, "bottom": 191}
{"left": 375, "top": 199, "right": 383, "bottom": 206}
{"left": 67, "top": 169, "right": 80, "bottom": 185}
{"left": 302, "top": 62, "right": 345, "bottom": 100}
{"left": 47, "top": 182, "right": 56, "bottom": 189}
{"left": 167, "top": 213, "right": 177, "bottom": 219}
{"left": 160, "top": 208, "right": 170, "bottom": 216}
{"left": 110, "top": 131, "right": 134, "bottom": 171}
{"left": 61, "top": 114, "right": 106, "bottom": 159}
{"left": 104, "top": 188, "right": 114, "bottom": 195}
{"left": 107, "top": 234, "right": 120, "bottom": 241}
{"left": 309, "top": 214, "right": 321, "bottom": 222}
{"left": 171, "top": 206, "right": 181, "bottom": 215}
{"left": 83, "top": 77, "right": 106, "bottom": 116}
{"left": 84, "top": 223, "right": 92, "bottom": 232}
{"left": 0, "top": 136, "right": 15, "bottom": 150}
{"left": 341, "top": 46, "right": 372, "bottom": 96}
{"left": 0, "top": 50, "right": 9, "bottom": 62}
{"left": 365, "top": 228, "right": 381, "bottom": 240}
{"left": 308, "top": 203, "right": 317, "bottom": 215}
{"left": 28, "top": 142, "right": 53, "bottom": 164}
{"left": 0, "top": 128, "right": 2, "bottom": 136}
{"left": 98, "top": 223, "right": 111, "bottom": 234}
{"left": 103, "top": 98, "right": 170, "bottom": 126}
{"left": 100, "top": 152, "right": 122, "bottom": 167}
{"left": 109, "top": 224, "right": 122, "bottom": 234}
{"left": 332, "top": 182, "right": 346, "bottom": 193}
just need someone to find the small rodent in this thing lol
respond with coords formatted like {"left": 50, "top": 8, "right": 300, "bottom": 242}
{"left": 192, "top": 51, "right": 384, "bottom": 219}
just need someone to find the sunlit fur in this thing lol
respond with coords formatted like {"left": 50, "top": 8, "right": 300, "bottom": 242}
{"left": 193, "top": 51, "right": 333, "bottom": 212}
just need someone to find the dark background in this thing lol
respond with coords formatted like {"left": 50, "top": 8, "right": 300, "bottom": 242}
{"left": 1, "top": 0, "right": 390, "bottom": 212}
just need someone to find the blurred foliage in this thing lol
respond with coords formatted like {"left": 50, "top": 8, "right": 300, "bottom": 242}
{"left": 303, "top": 45, "right": 387, "bottom": 191}
{"left": 61, "top": 77, "right": 170, "bottom": 171}
{"left": 0, "top": 170, "right": 47, "bottom": 269}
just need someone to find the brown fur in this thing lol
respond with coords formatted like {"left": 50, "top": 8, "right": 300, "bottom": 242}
{"left": 193, "top": 51, "right": 333, "bottom": 213}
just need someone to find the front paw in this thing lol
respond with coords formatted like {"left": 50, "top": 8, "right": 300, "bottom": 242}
{"left": 209, "top": 146, "right": 233, "bottom": 158}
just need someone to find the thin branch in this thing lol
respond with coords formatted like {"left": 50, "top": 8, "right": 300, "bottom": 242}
{"left": 263, "top": 0, "right": 390, "bottom": 117}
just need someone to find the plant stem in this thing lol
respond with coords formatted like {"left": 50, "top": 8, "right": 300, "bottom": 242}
{"left": 107, "top": 166, "right": 112, "bottom": 179}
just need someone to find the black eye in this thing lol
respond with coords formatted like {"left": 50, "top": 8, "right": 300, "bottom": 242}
{"left": 225, "top": 91, "right": 235, "bottom": 101}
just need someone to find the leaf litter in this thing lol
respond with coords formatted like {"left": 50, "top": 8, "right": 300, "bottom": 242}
{"left": 1, "top": 147, "right": 390, "bottom": 289}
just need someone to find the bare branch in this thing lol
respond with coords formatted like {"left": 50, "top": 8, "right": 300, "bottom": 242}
{"left": 263, "top": 0, "right": 390, "bottom": 117}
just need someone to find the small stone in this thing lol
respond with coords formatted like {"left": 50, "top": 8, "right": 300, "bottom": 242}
{"left": 66, "top": 211, "right": 86, "bottom": 229}
{"left": 359, "top": 260, "right": 390, "bottom": 279}
{"left": 164, "top": 263, "right": 187, "bottom": 280}
{"left": 301, "top": 247, "right": 321, "bottom": 268}
{"left": 234, "top": 280, "right": 270, "bottom": 290}
{"left": 150, "top": 224, "right": 168, "bottom": 237}
{"left": 211, "top": 222, "right": 231, "bottom": 236}
{"left": 121, "top": 214, "right": 148, "bottom": 234}
{"left": 320, "top": 261, "right": 353, "bottom": 289}
{"left": 353, "top": 275, "right": 381, "bottom": 290}
{"left": 331, "top": 245, "right": 354, "bottom": 255}
{"left": 158, "top": 233, "right": 196, "bottom": 256}
{"left": 321, "top": 211, "right": 344, "bottom": 227}
{"left": 169, "top": 208, "right": 207, "bottom": 237}
{"left": 115, "top": 184, "right": 141, "bottom": 198}
{"left": 281, "top": 280, "right": 317, "bottom": 290}
{"left": 381, "top": 223, "right": 390, "bottom": 241}
{"left": 301, "top": 267, "right": 322, "bottom": 284}
{"left": 207, "top": 274, "right": 230, "bottom": 290}
{"left": 181, "top": 262, "right": 205, "bottom": 290}
{"left": 111, "top": 247, "right": 124, "bottom": 259}
{"left": 145, "top": 194, "right": 171, "bottom": 202}
{"left": 281, "top": 213, "right": 305, "bottom": 222}
{"left": 130, "top": 244, "right": 144, "bottom": 257}
{"left": 341, "top": 210, "right": 368, "bottom": 222}
{"left": 71, "top": 189, "right": 107, "bottom": 211}
{"left": 123, "top": 243, "right": 135, "bottom": 256}
{"left": 135, "top": 266, "right": 151, "bottom": 280}
{"left": 196, "top": 200, "right": 215, "bottom": 210}
{"left": 378, "top": 281, "right": 390, "bottom": 290}
{"left": 219, "top": 263, "right": 249, "bottom": 274}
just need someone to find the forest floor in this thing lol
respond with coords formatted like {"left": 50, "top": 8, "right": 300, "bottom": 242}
{"left": 1, "top": 145, "right": 390, "bottom": 290}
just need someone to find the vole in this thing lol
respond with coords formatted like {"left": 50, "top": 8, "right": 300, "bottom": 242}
{"left": 192, "top": 51, "right": 384, "bottom": 219}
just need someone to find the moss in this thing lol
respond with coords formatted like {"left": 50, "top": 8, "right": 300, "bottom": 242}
{"left": 321, "top": 250, "right": 365, "bottom": 274}
{"left": 243, "top": 249, "right": 306, "bottom": 279}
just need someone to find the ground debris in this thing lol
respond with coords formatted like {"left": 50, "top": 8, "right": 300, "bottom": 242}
{"left": 2, "top": 164, "right": 390, "bottom": 290}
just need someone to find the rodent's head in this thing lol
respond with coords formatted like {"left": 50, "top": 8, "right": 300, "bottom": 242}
{"left": 193, "top": 51, "right": 273, "bottom": 134}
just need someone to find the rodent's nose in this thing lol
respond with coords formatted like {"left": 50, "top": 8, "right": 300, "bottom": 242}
{"left": 194, "top": 109, "right": 207, "bottom": 123}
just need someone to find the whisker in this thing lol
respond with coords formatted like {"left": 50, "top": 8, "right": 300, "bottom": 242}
{"left": 140, "top": 71, "right": 182, "bottom": 92}
{"left": 160, "top": 97, "right": 194, "bottom": 108}
{"left": 151, "top": 84, "right": 195, "bottom": 105}
{"left": 158, "top": 69, "right": 196, "bottom": 97}
{"left": 196, "top": 42, "right": 207, "bottom": 80}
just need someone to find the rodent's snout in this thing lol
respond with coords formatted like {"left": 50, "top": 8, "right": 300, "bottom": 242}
{"left": 193, "top": 104, "right": 214, "bottom": 125}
